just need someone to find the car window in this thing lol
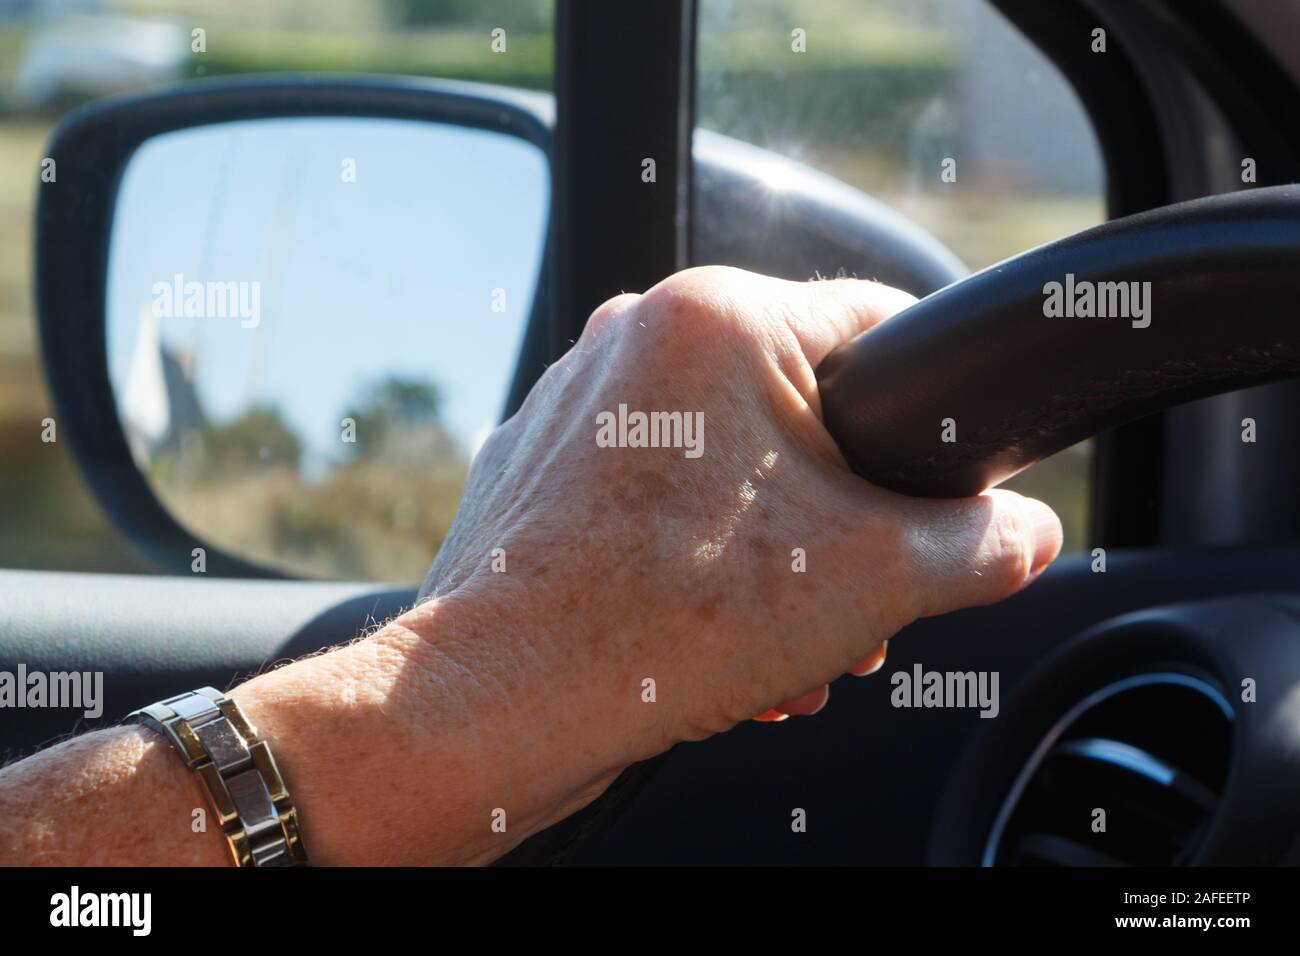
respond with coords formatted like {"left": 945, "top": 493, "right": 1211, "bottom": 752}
{"left": 0, "top": 0, "right": 552, "bottom": 579}
{"left": 696, "top": 0, "right": 1106, "bottom": 552}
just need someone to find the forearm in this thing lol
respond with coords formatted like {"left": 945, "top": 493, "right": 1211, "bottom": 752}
{"left": 0, "top": 599, "right": 617, "bottom": 866}
{"left": 0, "top": 722, "right": 227, "bottom": 866}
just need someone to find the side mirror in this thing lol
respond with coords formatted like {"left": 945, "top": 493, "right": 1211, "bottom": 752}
{"left": 37, "top": 75, "right": 552, "bottom": 579}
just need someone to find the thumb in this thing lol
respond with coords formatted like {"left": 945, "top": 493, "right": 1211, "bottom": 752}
{"left": 899, "top": 488, "right": 1063, "bottom": 619}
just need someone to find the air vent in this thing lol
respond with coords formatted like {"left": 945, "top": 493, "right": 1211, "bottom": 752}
{"left": 985, "top": 674, "right": 1233, "bottom": 866}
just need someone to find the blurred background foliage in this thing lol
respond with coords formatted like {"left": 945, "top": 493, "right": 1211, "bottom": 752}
{"left": 0, "top": 0, "right": 1099, "bottom": 581}
{"left": 144, "top": 377, "right": 468, "bottom": 581}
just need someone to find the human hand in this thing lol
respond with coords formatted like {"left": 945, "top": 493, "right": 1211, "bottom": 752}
{"left": 391, "top": 266, "right": 1061, "bottom": 852}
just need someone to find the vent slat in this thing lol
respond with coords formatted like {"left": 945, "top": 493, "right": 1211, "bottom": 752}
{"left": 1050, "top": 737, "right": 1220, "bottom": 813}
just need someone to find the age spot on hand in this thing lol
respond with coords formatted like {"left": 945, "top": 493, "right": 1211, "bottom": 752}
{"left": 612, "top": 469, "right": 689, "bottom": 518}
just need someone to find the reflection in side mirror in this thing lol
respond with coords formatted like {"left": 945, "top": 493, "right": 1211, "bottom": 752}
{"left": 107, "top": 117, "right": 549, "bottom": 581}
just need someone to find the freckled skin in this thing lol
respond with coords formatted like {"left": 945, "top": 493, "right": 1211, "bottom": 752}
{"left": 695, "top": 593, "right": 722, "bottom": 622}
{"left": 612, "top": 469, "right": 677, "bottom": 515}
{"left": 753, "top": 566, "right": 785, "bottom": 614}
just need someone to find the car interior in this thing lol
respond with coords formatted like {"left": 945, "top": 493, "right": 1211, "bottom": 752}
{"left": 2, "top": 0, "right": 1299, "bottom": 869}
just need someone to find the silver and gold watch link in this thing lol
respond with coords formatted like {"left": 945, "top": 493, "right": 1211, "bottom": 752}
{"left": 130, "top": 687, "right": 309, "bottom": 867}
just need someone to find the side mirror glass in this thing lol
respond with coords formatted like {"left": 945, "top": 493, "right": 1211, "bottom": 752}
{"left": 105, "top": 116, "right": 548, "bottom": 580}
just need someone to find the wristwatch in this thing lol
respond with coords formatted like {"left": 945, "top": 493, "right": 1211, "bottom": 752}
{"left": 129, "top": 686, "right": 310, "bottom": 867}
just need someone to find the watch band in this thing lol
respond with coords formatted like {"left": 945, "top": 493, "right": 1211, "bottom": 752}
{"left": 129, "top": 687, "right": 309, "bottom": 867}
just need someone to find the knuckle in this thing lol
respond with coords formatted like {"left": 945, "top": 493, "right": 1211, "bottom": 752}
{"left": 985, "top": 509, "right": 1034, "bottom": 595}
{"left": 582, "top": 292, "right": 641, "bottom": 338}
{"left": 476, "top": 419, "right": 515, "bottom": 460}
{"left": 464, "top": 421, "right": 517, "bottom": 484}
{"left": 640, "top": 266, "right": 749, "bottom": 341}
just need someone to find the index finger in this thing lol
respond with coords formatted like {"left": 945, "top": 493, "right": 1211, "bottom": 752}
{"left": 787, "top": 277, "right": 919, "bottom": 369}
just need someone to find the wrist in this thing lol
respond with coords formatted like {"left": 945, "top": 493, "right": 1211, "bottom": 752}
{"left": 228, "top": 630, "right": 479, "bottom": 864}
{"left": 372, "top": 595, "right": 631, "bottom": 858}
{"left": 227, "top": 595, "right": 624, "bottom": 865}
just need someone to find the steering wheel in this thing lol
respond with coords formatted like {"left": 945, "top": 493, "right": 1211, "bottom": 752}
{"left": 818, "top": 184, "right": 1300, "bottom": 496}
